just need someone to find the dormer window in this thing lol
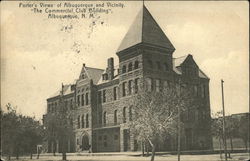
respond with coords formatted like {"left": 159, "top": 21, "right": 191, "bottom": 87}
{"left": 102, "top": 73, "right": 108, "bottom": 80}
{"left": 81, "top": 74, "right": 85, "bottom": 79}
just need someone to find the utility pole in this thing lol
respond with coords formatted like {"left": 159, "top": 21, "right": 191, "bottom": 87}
{"left": 177, "top": 79, "right": 181, "bottom": 161}
{"left": 221, "top": 79, "right": 227, "bottom": 161}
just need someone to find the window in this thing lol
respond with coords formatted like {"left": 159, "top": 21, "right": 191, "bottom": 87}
{"left": 156, "top": 61, "right": 161, "bottom": 70}
{"left": 86, "top": 114, "right": 89, "bottom": 128}
{"left": 81, "top": 94, "right": 84, "bottom": 106}
{"left": 147, "top": 59, "right": 153, "bottom": 68}
{"left": 134, "top": 78, "right": 139, "bottom": 94}
{"left": 122, "top": 65, "right": 127, "bottom": 73}
{"left": 81, "top": 74, "right": 85, "bottom": 79}
{"left": 102, "top": 73, "right": 108, "bottom": 80}
{"left": 77, "top": 116, "right": 80, "bottom": 129}
{"left": 81, "top": 115, "right": 84, "bottom": 128}
{"left": 122, "top": 82, "right": 127, "bottom": 97}
{"left": 146, "top": 78, "right": 153, "bottom": 92}
{"left": 134, "top": 61, "right": 139, "bottom": 69}
{"left": 98, "top": 91, "right": 102, "bottom": 103}
{"left": 129, "top": 106, "right": 132, "bottom": 121}
{"left": 114, "top": 110, "right": 118, "bottom": 124}
{"left": 128, "top": 80, "right": 133, "bottom": 95}
{"left": 103, "top": 112, "right": 107, "bottom": 125}
{"left": 128, "top": 62, "right": 133, "bottom": 72}
{"left": 113, "top": 87, "right": 117, "bottom": 100}
{"left": 103, "top": 90, "right": 106, "bottom": 103}
{"left": 77, "top": 95, "right": 80, "bottom": 106}
{"left": 85, "top": 93, "right": 89, "bottom": 105}
{"left": 155, "top": 79, "right": 160, "bottom": 92}
{"left": 164, "top": 63, "right": 169, "bottom": 71}
{"left": 123, "top": 107, "right": 127, "bottom": 123}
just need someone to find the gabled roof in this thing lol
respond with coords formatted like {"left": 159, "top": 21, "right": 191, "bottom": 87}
{"left": 117, "top": 5, "right": 175, "bottom": 52}
{"left": 49, "top": 84, "right": 74, "bottom": 98}
{"left": 173, "top": 55, "right": 209, "bottom": 79}
{"left": 79, "top": 66, "right": 104, "bottom": 85}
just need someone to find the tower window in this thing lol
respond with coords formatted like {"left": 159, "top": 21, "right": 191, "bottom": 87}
{"left": 128, "top": 62, "right": 133, "bottom": 72}
{"left": 134, "top": 60, "right": 139, "bottom": 69}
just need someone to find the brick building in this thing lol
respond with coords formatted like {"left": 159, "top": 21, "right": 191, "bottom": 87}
{"left": 43, "top": 5, "right": 213, "bottom": 153}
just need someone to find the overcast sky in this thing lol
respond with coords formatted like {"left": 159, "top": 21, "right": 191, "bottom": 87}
{"left": 1, "top": 1, "right": 249, "bottom": 120}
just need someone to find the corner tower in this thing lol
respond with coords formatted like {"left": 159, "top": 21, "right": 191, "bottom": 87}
{"left": 116, "top": 5, "right": 176, "bottom": 87}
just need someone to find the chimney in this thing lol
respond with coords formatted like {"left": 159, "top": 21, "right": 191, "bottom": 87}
{"left": 107, "top": 57, "right": 114, "bottom": 80}
{"left": 83, "top": 63, "right": 86, "bottom": 67}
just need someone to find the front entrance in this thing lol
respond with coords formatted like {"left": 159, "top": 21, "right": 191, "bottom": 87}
{"left": 123, "top": 129, "right": 130, "bottom": 151}
{"left": 82, "top": 134, "right": 90, "bottom": 151}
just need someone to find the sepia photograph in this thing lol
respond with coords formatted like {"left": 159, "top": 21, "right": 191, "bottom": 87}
{"left": 1, "top": 1, "right": 249, "bottom": 161}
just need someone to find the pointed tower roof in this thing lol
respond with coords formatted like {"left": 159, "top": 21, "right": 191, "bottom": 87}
{"left": 117, "top": 5, "right": 175, "bottom": 52}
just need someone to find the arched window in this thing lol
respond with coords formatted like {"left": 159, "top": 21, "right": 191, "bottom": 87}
{"left": 85, "top": 93, "right": 89, "bottom": 105}
{"left": 77, "top": 116, "right": 80, "bottom": 129}
{"left": 86, "top": 114, "right": 89, "bottom": 128}
{"left": 129, "top": 106, "right": 133, "bottom": 121}
{"left": 81, "top": 115, "right": 84, "bottom": 128}
{"left": 128, "top": 62, "right": 133, "bottom": 72}
{"left": 122, "top": 65, "right": 127, "bottom": 73}
{"left": 103, "top": 112, "right": 107, "bottom": 125}
{"left": 134, "top": 61, "right": 139, "bottom": 69}
{"left": 123, "top": 107, "right": 127, "bottom": 123}
{"left": 114, "top": 110, "right": 118, "bottom": 124}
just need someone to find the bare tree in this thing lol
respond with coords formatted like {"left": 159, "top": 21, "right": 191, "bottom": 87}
{"left": 129, "top": 84, "right": 197, "bottom": 161}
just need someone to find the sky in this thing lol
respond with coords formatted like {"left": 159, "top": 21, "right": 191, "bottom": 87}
{"left": 1, "top": 1, "right": 249, "bottom": 120}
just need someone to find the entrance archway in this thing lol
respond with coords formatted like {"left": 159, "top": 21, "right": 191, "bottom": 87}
{"left": 82, "top": 134, "right": 90, "bottom": 151}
